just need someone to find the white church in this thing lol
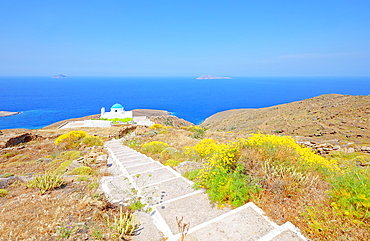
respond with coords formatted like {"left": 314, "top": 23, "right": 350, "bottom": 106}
{"left": 100, "top": 103, "right": 133, "bottom": 119}
{"left": 59, "top": 103, "right": 154, "bottom": 129}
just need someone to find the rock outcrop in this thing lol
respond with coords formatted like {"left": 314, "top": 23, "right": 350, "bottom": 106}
{"left": 2, "top": 133, "right": 39, "bottom": 148}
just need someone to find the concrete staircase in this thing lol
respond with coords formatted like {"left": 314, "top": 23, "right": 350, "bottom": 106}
{"left": 101, "top": 139, "right": 307, "bottom": 241}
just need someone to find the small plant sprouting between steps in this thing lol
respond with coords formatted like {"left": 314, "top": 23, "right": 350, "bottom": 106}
{"left": 26, "top": 172, "right": 64, "bottom": 194}
{"left": 176, "top": 216, "right": 190, "bottom": 241}
{"left": 107, "top": 206, "right": 140, "bottom": 238}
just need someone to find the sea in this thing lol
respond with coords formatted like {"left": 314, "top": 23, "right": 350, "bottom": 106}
{"left": 1, "top": 77, "right": 369, "bottom": 130}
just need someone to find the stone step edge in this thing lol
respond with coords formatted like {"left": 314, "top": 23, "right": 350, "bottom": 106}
{"left": 258, "top": 222, "right": 307, "bottom": 241}
{"left": 166, "top": 202, "right": 277, "bottom": 241}
{"left": 106, "top": 142, "right": 197, "bottom": 207}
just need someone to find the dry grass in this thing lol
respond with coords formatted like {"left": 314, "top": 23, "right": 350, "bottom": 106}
{"left": 0, "top": 177, "right": 122, "bottom": 240}
{"left": 200, "top": 94, "right": 370, "bottom": 144}
{"left": 0, "top": 140, "right": 57, "bottom": 176}
{"left": 0, "top": 129, "right": 129, "bottom": 240}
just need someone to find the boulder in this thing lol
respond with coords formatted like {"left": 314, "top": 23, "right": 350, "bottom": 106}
{"left": 0, "top": 141, "right": 6, "bottom": 148}
{"left": 96, "top": 154, "right": 108, "bottom": 164}
{"left": 347, "top": 148, "right": 355, "bottom": 154}
{"left": 333, "top": 145, "right": 340, "bottom": 150}
{"left": 0, "top": 176, "right": 21, "bottom": 189}
{"left": 5, "top": 133, "right": 39, "bottom": 147}
{"left": 35, "top": 158, "right": 52, "bottom": 164}
{"left": 65, "top": 160, "right": 84, "bottom": 173}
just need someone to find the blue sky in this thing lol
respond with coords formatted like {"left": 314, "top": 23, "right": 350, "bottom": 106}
{"left": 0, "top": 0, "right": 369, "bottom": 77}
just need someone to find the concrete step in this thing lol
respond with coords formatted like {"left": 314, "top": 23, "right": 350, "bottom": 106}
{"left": 155, "top": 191, "right": 232, "bottom": 236}
{"left": 181, "top": 203, "right": 276, "bottom": 241}
{"left": 103, "top": 139, "right": 307, "bottom": 241}
{"left": 126, "top": 162, "right": 163, "bottom": 175}
{"left": 132, "top": 167, "right": 178, "bottom": 186}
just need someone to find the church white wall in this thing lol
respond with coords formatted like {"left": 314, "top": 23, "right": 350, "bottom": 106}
{"left": 101, "top": 111, "right": 133, "bottom": 119}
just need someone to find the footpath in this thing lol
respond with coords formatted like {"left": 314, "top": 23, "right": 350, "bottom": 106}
{"left": 101, "top": 139, "right": 307, "bottom": 241}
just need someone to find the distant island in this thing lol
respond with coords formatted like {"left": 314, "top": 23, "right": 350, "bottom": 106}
{"left": 51, "top": 74, "right": 67, "bottom": 79}
{"left": 196, "top": 75, "right": 232, "bottom": 80}
{"left": 0, "top": 111, "right": 21, "bottom": 117}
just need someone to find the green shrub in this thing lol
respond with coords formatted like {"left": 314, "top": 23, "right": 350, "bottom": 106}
{"left": 160, "top": 147, "right": 179, "bottom": 159}
{"left": 1, "top": 173, "right": 14, "bottom": 178}
{"left": 101, "top": 117, "right": 132, "bottom": 124}
{"left": 82, "top": 136, "right": 103, "bottom": 147}
{"left": 69, "top": 166, "right": 93, "bottom": 176}
{"left": 0, "top": 189, "right": 8, "bottom": 197}
{"left": 88, "top": 182, "right": 99, "bottom": 189}
{"left": 195, "top": 164, "right": 262, "bottom": 208}
{"left": 164, "top": 159, "right": 180, "bottom": 167}
{"left": 329, "top": 166, "right": 370, "bottom": 219}
{"left": 2, "top": 153, "right": 11, "bottom": 159}
{"left": 141, "top": 141, "right": 169, "bottom": 154}
{"left": 26, "top": 172, "right": 64, "bottom": 194}
{"left": 77, "top": 176, "right": 89, "bottom": 181}
{"left": 183, "top": 169, "right": 200, "bottom": 181}
{"left": 49, "top": 159, "right": 63, "bottom": 167}
{"left": 187, "top": 125, "right": 206, "bottom": 139}
{"left": 54, "top": 160, "right": 73, "bottom": 174}
{"left": 59, "top": 151, "right": 81, "bottom": 160}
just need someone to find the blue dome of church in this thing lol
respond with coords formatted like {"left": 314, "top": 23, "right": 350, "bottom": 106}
{"left": 111, "top": 103, "right": 123, "bottom": 109}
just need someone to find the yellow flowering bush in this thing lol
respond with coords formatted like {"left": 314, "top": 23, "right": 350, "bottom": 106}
{"left": 150, "top": 123, "right": 163, "bottom": 130}
{"left": 197, "top": 140, "right": 241, "bottom": 189}
{"left": 242, "top": 133, "right": 369, "bottom": 220}
{"left": 182, "top": 132, "right": 369, "bottom": 239}
{"left": 185, "top": 139, "right": 218, "bottom": 159}
{"left": 55, "top": 131, "right": 88, "bottom": 149}
{"left": 239, "top": 133, "right": 341, "bottom": 173}
{"left": 141, "top": 141, "right": 169, "bottom": 154}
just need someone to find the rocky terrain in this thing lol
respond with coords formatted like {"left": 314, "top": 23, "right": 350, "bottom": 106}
{"left": 201, "top": 94, "right": 370, "bottom": 144}
{"left": 0, "top": 96, "right": 369, "bottom": 240}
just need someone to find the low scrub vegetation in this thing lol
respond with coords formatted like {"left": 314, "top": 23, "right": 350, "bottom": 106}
{"left": 69, "top": 166, "right": 93, "bottom": 176}
{"left": 107, "top": 206, "right": 140, "bottom": 238}
{"left": 55, "top": 130, "right": 88, "bottom": 149}
{"left": 141, "top": 141, "right": 169, "bottom": 154}
{"left": 26, "top": 172, "right": 64, "bottom": 194}
{"left": 82, "top": 135, "right": 103, "bottom": 147}
{"left": 0, "top": 189, "right": 8, "bottom": 197}
{"left": 55, "top": 130, "right": 104, "bottom": 150}
{"left": 131, "top": 127, "right": 369, "bottom": 240}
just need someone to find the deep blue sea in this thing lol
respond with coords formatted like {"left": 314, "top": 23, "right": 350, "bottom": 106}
{"left": 1, "top": 77, "right": 369, "bottom": 130}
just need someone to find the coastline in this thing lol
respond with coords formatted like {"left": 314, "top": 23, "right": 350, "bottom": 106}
{"left": 0, "top": 111, "right": 21, "bottom": 117}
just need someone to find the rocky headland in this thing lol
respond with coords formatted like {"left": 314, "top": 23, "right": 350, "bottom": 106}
{"left": 196, "top": 75, "right": 232, "bottom": 79}
{"left": 51, "top": 74, "right": 67, "bottom": 78}
{"left": 0, "top": 111, "right": 21, "bottom": 117}
{"left": 201, "top": 94, "right": 370, "bottom": 143}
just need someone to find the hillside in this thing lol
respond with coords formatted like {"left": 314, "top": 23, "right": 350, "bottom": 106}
{"left": 0, "top": 98, "right": 369, "bottom": 240}
{"left": 200, "top": 94, "right": 370, "bottom": 144}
